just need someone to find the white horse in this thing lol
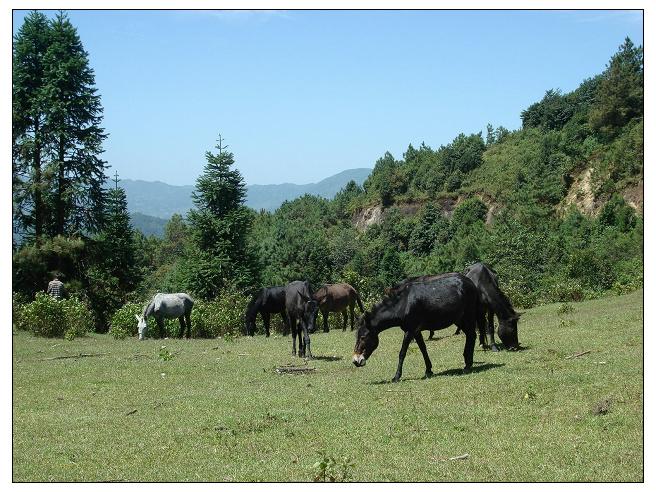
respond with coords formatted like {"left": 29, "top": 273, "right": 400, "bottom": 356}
{"left": 135, "top": 293, "right": 194, "bottom": 340}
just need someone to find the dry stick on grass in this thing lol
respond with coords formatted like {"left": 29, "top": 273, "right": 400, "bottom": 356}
{"left": 40, "top": 353, "right": 109, "bottom": 361}
{"left": 565, "top": 350, "right": 592, "bottom": 360}
{"left": 275, "top": 366, "right": 316, "bottom": 374}
{"left": 432, "top": 453, "right": 470, "bottom": 463}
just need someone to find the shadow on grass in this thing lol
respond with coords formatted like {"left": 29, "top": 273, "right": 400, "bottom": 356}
{"left": 310, "top": 355, "right": 343, "bottom": 362}
{"left": 368, "top": 362, "right": 505, "bottom": 385}
{"left": 435, "top": 362, "right": 505, "bottom": 377}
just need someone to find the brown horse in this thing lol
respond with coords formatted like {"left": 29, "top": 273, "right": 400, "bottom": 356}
{"left": 312, "top": 283, "right": 365, "bottom": 332}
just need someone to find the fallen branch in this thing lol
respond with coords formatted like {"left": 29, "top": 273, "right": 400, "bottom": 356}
{"left": 432, "top": 453, "right": 470, "bottom": 463}
{"left": 565, "top": 350, "right": 591, "bottom": 360}
{"left": 275, "top": 366, "right": 316, "bottom": 374}
{"left": 125, "top": 409, "right": 137, "bottom": 416}
{"left": 40, "top": 353, "right": 109, "bottom": 361}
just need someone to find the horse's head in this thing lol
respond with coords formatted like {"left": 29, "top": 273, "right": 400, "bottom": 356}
{"left": 135, "top": 314, "right": 147, "bottom": 340}
{"left": 498, "top": 313, "right": 521, "bottom": 350}
{"left": 298, "top": 292, "right": 319, "bottom": 334}
{"left": 353, "top": 312, "right": 379, "bottom": 367}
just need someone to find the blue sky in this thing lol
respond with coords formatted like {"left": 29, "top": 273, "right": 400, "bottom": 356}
{"left": 12, "top": 9, "right": 644, "bottom": 186}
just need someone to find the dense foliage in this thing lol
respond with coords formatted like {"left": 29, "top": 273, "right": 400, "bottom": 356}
{"left": 12, "top": 15, "right": 643, "bottom": 338}
{"left": 16, "top": 292, "right": 92, "bottom": 339}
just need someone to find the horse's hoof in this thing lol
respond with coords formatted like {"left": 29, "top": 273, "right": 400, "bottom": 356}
{"left": 462, "top": 366, "right": 472, "bottom": 375}
{"left": 391, "top": 376, "right": 401, "bottom": 383}
{"left": 491, "top": 345, "right": 500, "bottom": 352}
{"left": 423, "top": 371, "right": 433, "bottom": 379}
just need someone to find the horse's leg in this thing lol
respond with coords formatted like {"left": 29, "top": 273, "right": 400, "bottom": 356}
{"left": 486, "top": 309, "right": 499, "bottom": 352}
{"left": 178, "top": 316, "right": 185, "bottom": 338}
{"left": 156, "top": 317, "right": 165, "bottom": 338}
{"left": 392, "top": 329, "right": 415, "bottom": 383}
{"left": 462, "top": 321, "right": 476, "bottom": 374}
{"left": 342, "top": 310, "right": 348, "bottom": 332}
{"left": 185, "top": 313, "right": 192, "bottom": 338}
{"left": 263, "top": 312, "right": 271, "bottom": 338}
{"left": 428, "top": 329, "right": 435, "bottom": 340}
{"left": 281, "top": 311, "right": 290, "bottom": 336}
{"left": 349, "top": 304, "right": 355, "bottom": 331}
{"left": 477, "top": 308, "right": 488, "bottom": 349}
{"left": 302, "top": 320, "right": 312, "bottom": 359}
{"left": 414, "top": 332, "right": 433, "bottom": 378}
{"left": 290, "top": 316, "right": 297, "bottom": 356}
{"left": 322, "top": 309, "right": 329, "bottom": 333}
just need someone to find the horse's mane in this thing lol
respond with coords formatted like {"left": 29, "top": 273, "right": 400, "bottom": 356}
{"left": 143, "top": 300, "right": 155, "bottom": 318}
{"left": 245, "top": 290, "right": 262, "bottom": 321}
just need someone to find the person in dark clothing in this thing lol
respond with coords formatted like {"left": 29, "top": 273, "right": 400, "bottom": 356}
{"left": 47, "top": 275, "right": 67, "bottom": 300}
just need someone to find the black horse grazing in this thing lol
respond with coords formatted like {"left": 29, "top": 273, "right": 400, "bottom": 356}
{"left": 353, "top": 273, "right": 483, "bottom": 382}
{"left": 464, "top": 262, "right": 521, "bottom": 351}
{"left": 285, "top": 280, "right": 319, "bottom": 358}
{"left": 385, "top": 274, "right": 457, "bottom": 340}
{"left": 244, "top": 286, "right": 288, "bottom": 337}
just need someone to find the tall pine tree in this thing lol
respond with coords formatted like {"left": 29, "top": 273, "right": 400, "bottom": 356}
{"left": 43, "top": 11, "right": 108, "bottom": 237}
{"left": 13, "top": 11, "right": 51, "bottom": 242}
{"left": 186, "top": 135, "right": 258, "bottom": 299}
{"left": 12, "top": 10, "right": 107, "bottom": 242}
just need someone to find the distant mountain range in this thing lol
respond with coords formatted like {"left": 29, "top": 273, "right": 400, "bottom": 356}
{"left": 124, "top": 168, "right": 371, "bottom": 236}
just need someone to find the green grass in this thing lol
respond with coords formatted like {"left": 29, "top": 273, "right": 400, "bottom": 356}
{"left": 13, "top": 290, "right": 643, "bottom": 482}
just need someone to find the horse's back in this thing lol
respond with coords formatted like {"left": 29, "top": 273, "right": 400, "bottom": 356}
{"left": 152, "top": 292, "right": 193, "bottom": 317}
{"left": 403, "top": 273, "right": 479, "bottom": 329}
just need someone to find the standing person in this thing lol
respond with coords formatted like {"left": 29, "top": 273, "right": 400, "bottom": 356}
{"left": 47, "top": 274, "right": 67, "bottom": 300}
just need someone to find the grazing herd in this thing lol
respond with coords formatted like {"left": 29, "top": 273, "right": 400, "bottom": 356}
{"left": 137, "top": 262, "right": 521, "bottom": 381}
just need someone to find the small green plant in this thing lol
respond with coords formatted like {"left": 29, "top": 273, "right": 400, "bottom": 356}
{"left": 158, "top": 345, "right": 174, "bottom": 361}
{"left": 312, "top": 453, "right": 354, "bottom": 482}
{"left": 557, "top": 302, "right": 575, "bottom": 315}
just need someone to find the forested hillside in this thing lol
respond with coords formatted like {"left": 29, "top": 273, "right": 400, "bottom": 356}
{"left": 245, "top": 38, "right": 643, "bottom": 308}
{"left": 12, "top": 13, "right": 642, "bottom": 333}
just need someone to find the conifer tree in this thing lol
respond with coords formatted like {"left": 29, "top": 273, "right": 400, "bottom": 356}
{"left": 13, "top": 11, "right": 108, "bottom": 241}
{"left": 186, "top": 135, "right": 258, "bottom": 298}
{"left": 12, "top": 11, "right": 51, "bottom": 241}
{"left": 97, "top": 172, "right": 140, "bottom": 293}
{"left": 43, "top": 11, "right": 108, "bottom": 236}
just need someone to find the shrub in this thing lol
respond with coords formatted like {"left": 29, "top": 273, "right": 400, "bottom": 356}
{"left": 109, "top": 301, "right": 179, "bottom": 339}
{"left": 20, "top": 292, "right": 91, "bottom": 339}
{"left": 109, "top": 291, "right": 250, "bottom": 340}
{"left": 12, "top": 292, "right": 29, "bottom": 331}
{"left": 611, "top": 257, "right": 643, "bottom": 295}
{"left": 193, "top": 291, "right": 250, "bottom": 338}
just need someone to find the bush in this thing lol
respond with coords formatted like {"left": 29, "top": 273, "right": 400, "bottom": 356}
{"left": 109, "top": 291, "right": 250, "bottom": 340}
{"left": 193, "top": 291, "right": 250, "bottom": 339}
{"left": 20, "top": 292, "right": 92, "bottom": 339}
{"left": 109, "top": 301, "right": 179, "bottom": 339}
{"left": 12, "top": 292, "right": 29, "bottom": 331}
{"left": 611, "top": 258, "right": 643, "bottom": 295}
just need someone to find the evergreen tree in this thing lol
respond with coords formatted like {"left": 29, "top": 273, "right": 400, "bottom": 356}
{"left": 13, "top": 11, "right": 108, "bottom": 241}
{"left": 83, "top": 173, "right": 140, "bottom": 332}
{"left": 186, "top": 135, "right": 258, "bottom": 298}
{"left": 589, "top": 37, "right": 643, "bottom": 138}
{"left": 12, "top": 11, "right": 51, "bottom": 242}
{"left": 43, "top": 11, "right": 108, "bottom": 236}
{"left": 97, "top": 173, "right": 140, "bottom": 292}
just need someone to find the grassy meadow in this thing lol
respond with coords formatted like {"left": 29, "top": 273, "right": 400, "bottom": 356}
{"left": 13, "top": 290, "right": 643, "bottom": 482}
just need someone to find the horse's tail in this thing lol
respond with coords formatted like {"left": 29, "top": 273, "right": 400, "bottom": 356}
{"left": 354, "top": 289, "right": 365, "bottom": 313}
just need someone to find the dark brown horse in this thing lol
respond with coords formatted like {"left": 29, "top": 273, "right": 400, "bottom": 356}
{"left": 312, "top": 283, "right": 365, "bottom": 332}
